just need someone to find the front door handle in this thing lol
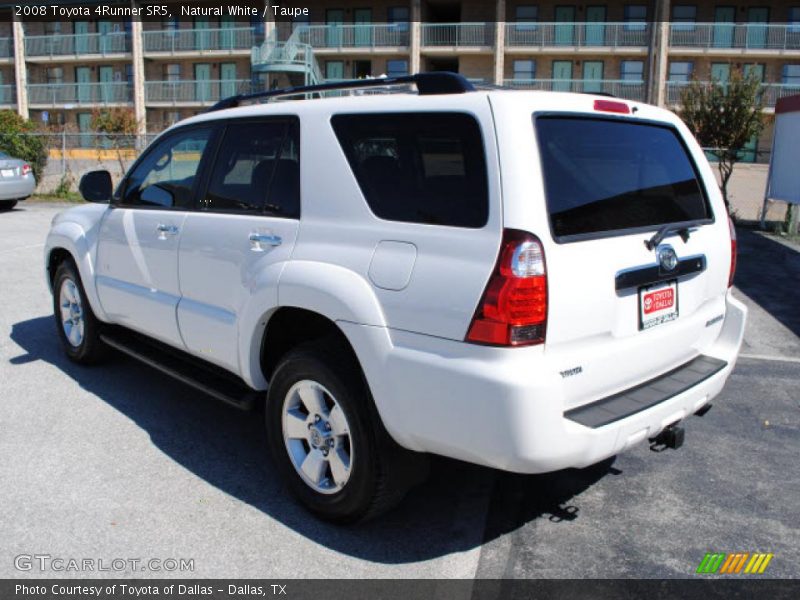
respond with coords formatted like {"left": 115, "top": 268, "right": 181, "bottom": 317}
{"left": 249, "top": 233, "right": 282, "bottom": 250}
{"left": 156, "top": 223, "right": 179, "bottom": 239}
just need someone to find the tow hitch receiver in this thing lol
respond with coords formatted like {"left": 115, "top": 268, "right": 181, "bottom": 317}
{"left": 649, "top": 424, "right": 685, "bottom": 452}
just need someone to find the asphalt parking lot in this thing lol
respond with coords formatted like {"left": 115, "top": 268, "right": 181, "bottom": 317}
{"left": 1, "top": 202, "right": 798, "bottom": 579}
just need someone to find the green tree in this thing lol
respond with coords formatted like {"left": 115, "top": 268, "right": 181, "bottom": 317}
{"left": 0, "top": 110, "right": 48, "bottom": 182}
{"left": 680, "top": 69, "right": 766, "bottom": 212}
{"left": 91, "top": 108, "right": 139, "bottom": 175}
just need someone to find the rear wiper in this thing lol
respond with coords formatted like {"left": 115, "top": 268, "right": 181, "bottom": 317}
{"left": 645, "top": 224, "right": 692, "bottom": 251}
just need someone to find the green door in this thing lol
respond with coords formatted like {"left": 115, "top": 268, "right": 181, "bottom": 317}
{"left": 75, "top": 21, "right": 90, "bottom": 54}
{"left": 97, "top": 20, "right": 113, "bottom": 53}
{"left": 75, "top": 67, "right": 92, "bottom": 103}
{"left": 713, "top": 7, "right": 735, "bottom": 48}
{"left": 555, "top": 6, "right": 575, "bottom": 45}
{"left": 354, "top": 8, "right": 372, "bottom": 47}
{"left": 585, "top": 6, "right": 606, "bottom": 46}
{"left": 194, "top": 18, "right": 210, "bottom": 50}
{"left": 220, "top": 63, "right": 237, "bottom": 98}
{"left": 746, "top": 8, "right": 768, "bottom": 49}
{"left": 99, "top": 66, "right": 114, "bottom": 103}
{"left": 552, "top": 60, "right": 573, "bottom": 91}
{"left": 77, "top": 113, "right": 92, "bottom": 147}
{"left": 326, "top": 9, "right": 344, "bottom": 47}
{"left": 325, "top": 60, "right": 345, "bottom": 81}
{"left": 220, "top": 15, "right": 235, "bottom": 49}
{"left": 194, "top": 63, "right": 211, "bottom": 102}
{"left": 582, "top": 60, "right": 604, "bottom": 92}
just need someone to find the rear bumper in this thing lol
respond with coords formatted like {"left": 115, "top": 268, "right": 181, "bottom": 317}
{"left": 342, "top": 290, "right": 747, "bottom": 474}
{"left": 0, "top": 176, "right": 36, "bottom": 200}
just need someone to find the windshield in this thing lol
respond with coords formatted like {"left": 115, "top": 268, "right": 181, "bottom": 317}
{"left": 535, "top": 116, "right": 711, "bottom": 240}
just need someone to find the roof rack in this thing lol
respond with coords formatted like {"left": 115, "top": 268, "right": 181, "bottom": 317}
{"left": 207, "top": 72, "right": 475, "bottom": 112}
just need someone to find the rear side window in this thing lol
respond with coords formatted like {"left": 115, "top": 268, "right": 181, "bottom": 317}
{"left": 535, "top": 117, "right": 711, "bottom": 240}
{"left": 332, "top": 113, "right": 488, "bottom": 228}
{"left": 204, "top": 119, "right": 300, "bottom": 217}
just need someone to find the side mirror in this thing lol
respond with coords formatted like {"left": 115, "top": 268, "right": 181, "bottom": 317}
{"left": 79, "top": 170, "right": 113, "bottom": 203}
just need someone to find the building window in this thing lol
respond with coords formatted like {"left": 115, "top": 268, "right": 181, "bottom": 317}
{"left": 386, "top": 59, "right": 408, "bottom": 77}
{"left": 516, "top": 6, "right": 539, "bottom": 30}
{"left": 782, "top": 64, "right": 800, "bottom": 85}
{"left": 388, "top": 7, "right": 410, "bottom": 32}
{"left": 789, "top": 7, "right": 800, "bottom": 33}
{"left": 164, "top": 64, "right": 181, "bottom": 82}
{"left": 46, "top": 67, "right": 64, "bottom": 85}
{"left": 163, "top": 111, "right": 181, "bottom": 128}
{"left": 513, "top": 60, "right": 536, "bottom": 80}
{"left": 672, "top": 5, "right": 697, "bottom": 31}
{"left": 668, "top": 61, "right": 693, "bottom": 81}
{"left": 624, "top": 5, "right": 647, "bottom": 31}
{"left": 620, "top": 60, "right": 644, "bottom": 81}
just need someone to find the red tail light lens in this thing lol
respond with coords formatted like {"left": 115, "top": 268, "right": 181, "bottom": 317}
{"left": 21, "top": 164, "right": 32, "bottom": 176}
{"left": 728, "top": 217, "right": 737, "bottom": 288}
{"left": 466, "top": 229, "right": 547, "bottom": 347}
{"left": 593, "top": 99, "right": 630, "bottom": 114}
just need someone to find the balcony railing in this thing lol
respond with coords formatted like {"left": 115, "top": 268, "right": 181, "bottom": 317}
{"left": 28, "top": 82, "right": 133, "bottom": 106}
{"left": 665, "top": 80, "right": 800, "bottom": 106}
{"left": 296, "top": 24, "right": 409, "bottom": 48}
{"left": 143, "top": 27, "right": 257, "bottom": 53}
{"left": 0, "top": 38, "right": 12, "bottom": 59}
{"left": 669, "top": 23, "right": 800, "bottom": 50}
{"left": 145, "top": 79, "right": 254, "bottom": 104}
{"left": 506, "top": 22, "right": 650, "bottom": 48}
{"left": 421, "top": 23, "right": 495, "bottom": 47}
{"left": 25, "top": 32, "right": 130, "bottom": 58}
{"left": 0, "top": 84, "right": 15, "bottom": 104}
{"left": 504, "top": 78, "right": 646, "bottom": 101}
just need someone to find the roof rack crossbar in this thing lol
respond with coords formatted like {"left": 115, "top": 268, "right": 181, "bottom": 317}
{"left": 208, "top": 72, "right": 475, "bottom": 112}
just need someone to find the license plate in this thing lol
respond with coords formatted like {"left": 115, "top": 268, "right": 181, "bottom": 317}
{"left": 0, "top": 169, "right": 14, "bottom": 177}
{"left": 639, "top": 280, "right": 678, "bottom": 330}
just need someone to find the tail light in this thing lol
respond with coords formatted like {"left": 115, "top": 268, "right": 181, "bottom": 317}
{"left": 466, "top": 229, "right": 548, "bottom": 347}
{"left": 728, "top": 217, "right": 737, "bottom": 288}
{"left": 593, "top": 99, "right": 630, "bottom": 114}
{"left": 21, "top": 164, "right": 32, "bottom": 176}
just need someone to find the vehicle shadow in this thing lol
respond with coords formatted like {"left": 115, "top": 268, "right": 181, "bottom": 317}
{"left": 9, "top": 315, "right": 616, "bottom": 565}
{"left": 735, "top": 228, "right": 800, "bottom": 338}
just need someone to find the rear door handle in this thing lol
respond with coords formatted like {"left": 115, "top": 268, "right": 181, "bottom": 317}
{"left": 249, "top": 233, "right": 282, "bottom": 250}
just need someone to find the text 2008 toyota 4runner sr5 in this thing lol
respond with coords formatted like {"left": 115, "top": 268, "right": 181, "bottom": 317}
{"left": 45, "top": 73, "right": 746, "bottom": 522}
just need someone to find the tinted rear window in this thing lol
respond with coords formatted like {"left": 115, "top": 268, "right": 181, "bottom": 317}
{"left": 332, "top": 113, "right": 489, "bottom": 228}
{"left": 535, "top": 117, "right": 710, "bottom": 240}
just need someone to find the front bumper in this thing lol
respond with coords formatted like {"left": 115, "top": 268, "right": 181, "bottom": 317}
{"left": 342, "top": 290, "right": 747, "bottom": 474}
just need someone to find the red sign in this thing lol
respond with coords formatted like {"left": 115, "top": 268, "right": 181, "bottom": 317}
{"left": 643, "top": 288, "right": 675, "bottom": 314}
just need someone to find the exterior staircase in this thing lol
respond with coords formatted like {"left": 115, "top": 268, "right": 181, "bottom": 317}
{"left": 250, "top": 28, "right": 323, "bottom": 90}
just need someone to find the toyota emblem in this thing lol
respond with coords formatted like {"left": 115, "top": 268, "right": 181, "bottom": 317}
{"left": 657, "top": 245, "right": 679, "bottom": 271}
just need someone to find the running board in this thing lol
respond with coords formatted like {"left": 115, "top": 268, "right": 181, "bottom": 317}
{"left": 99, "top": 329, "right": 259, "bottom": 411}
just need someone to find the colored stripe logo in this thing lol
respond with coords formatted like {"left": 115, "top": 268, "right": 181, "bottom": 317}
{"left": 697, "top": 552, "right": 774, "bottom": 574}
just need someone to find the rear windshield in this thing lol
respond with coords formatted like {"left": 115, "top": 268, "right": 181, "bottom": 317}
{"left": 535, "top": 117, "right": 711, "bottom": 240}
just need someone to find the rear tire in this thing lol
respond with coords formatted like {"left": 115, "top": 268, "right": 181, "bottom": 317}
{"left": 52, "top": 259, "right": 107, "bottom": 364}
{"left": 265, "top": 338, "right": 417, "bottom": 523}
{"left": 0, "top": 200, "right": 17, "bottom": 211}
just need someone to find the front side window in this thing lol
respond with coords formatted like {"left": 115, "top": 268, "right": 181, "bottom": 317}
{"left": 535, "top": 117, "right": 710, "bottom": 240}
{"left": 203, "top": 120, "right": 300, "bottom": 217}
{"left": 122, "top": 127, "right": 213, "bottom": 208}
{"left": 332, "top": 113, "right": 488, "bottom": 228}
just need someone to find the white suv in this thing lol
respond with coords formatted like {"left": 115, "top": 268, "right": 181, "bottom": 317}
{"left": 45, "top": 73, "right": 746, "bottom": 522}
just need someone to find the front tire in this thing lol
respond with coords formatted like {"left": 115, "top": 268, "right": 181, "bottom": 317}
{"left": 52, "top": 259, "right": 107, "bottom": 364}
{"left": 266, "top": 339, "right": 413, "bottom": 523}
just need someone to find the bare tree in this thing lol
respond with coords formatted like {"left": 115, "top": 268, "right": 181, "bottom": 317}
{"left": 680, "top": 69, "right": 766, "bottom": 212}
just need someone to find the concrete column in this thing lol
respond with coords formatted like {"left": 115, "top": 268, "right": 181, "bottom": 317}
{"left": 493, "top": 0, "right": 506, "bottom": 85}
{"left": 410, "top": 0, "right": 421, "bottom": 74}
{"left": 131, "top": 2, "right": 146, "bottom": 134}
{"left": 12, "top": 15, "right": 28, "bottom": 119}
{"left": 264, "top": 0, "right": 276, "bottom": 41}
{"left": 648, "top": 0, "right": 671, "bottom": 106}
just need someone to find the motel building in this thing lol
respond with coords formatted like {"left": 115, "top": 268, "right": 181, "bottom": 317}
{"left": 0, "top": 0, "right": 799, "bottom": 159}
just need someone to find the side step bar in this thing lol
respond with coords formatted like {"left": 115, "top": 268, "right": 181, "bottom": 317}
{"left": 99, "top": 329, "right": 259, "bottom": 411}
